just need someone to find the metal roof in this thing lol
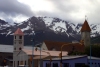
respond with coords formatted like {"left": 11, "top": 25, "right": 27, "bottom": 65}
{"left": 44, "top": 55, "right": 87, "bottom": 60}
{"left": 0, "top": 44, "right": 36, "bottom": 53}
{"left": 22, "top": 49, "right": 68, "bottom": 56}
{"left": 88, "top": 56, "right": 100, "bottom": 60}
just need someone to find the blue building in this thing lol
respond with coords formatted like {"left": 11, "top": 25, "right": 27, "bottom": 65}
{"left": 43, "top": 55, "right": 100, "bottom": 67}
{"left": 88, "top": 56, "right": 100, "bottom": 67}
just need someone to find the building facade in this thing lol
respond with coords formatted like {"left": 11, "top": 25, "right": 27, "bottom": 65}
{"left": 43, "top": 56, "right": 100, "bottom": 67}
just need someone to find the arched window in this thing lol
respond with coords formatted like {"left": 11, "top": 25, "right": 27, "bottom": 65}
{"left": 19, "top": 47, "right": 22, "bottom": 50}
{"left": 19, "top": 36, "right": 22, "bottom": 39}
{"left": 15, "top": 36, "right": 16, "bottom": 39}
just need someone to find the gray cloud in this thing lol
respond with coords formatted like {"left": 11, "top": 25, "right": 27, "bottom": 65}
{"left": 36, "top": 0, "right": 100, "bottom": 24}
{"left": 0, "top": 0, "right": 34, "bottom": 17}
{"left": 0, "top": 0, "right": 100, "bottom": 24}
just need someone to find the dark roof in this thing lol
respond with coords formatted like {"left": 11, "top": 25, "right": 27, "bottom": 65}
{"left": 81, "top": 20, "right": 91, "bottom": 32}
{"left": 44, "top": 40, "right": 85, "bottom": 52}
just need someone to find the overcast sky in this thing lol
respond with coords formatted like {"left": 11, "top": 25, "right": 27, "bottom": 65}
{"left": 0, "top": 0, "right": 100, "bottom": 24}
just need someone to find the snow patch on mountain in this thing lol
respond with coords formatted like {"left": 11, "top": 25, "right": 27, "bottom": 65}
{"left": 43, "top": 17, "right": 53, "bottom": 27}
{"left": 21, "top": 26, "right": 30, "bottom": 32}
{"left": 66, "top": 32, "right": 69, "bottom": 37}
{"left": 53, "top": 21, "right": 67, "bottom": 32}
{"left": 90, "top": 24, "right": 100, "bottom": 34}
{"left": 6, "top": 31, "right": 11, "bottom": 36}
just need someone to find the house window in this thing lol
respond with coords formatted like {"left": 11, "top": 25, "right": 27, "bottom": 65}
{"left": 53, "top": 63, "right": 58, "bottom": 67}
{"left": 63, "top": 63, "right": 69, "bottom": 67}
{"left": 7, "top": 56, "right": 13, "bottom": 59}
{"left": 10, "top": 61, "right": 13, "bottom": 63}
{"left": 75, "top": 63, "right": 85, "bottom": 67}
{"left": 19, "top": 36, "right": 22, "bottom": 39}
{"left": 46, "top": 63, "right": 50, "bottom": 67}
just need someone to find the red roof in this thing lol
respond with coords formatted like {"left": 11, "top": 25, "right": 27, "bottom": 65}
{"left": 81, "top": 20, "right": 91, "bottom": 32}
{"left": 14, "top": 28, "right": 24, "bottom": 35}
{"left": 44, "top": 40, "right": 85, "bottom": 53}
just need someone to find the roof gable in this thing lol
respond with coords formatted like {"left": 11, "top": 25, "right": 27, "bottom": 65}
{"left": 44, "top": 40, "right": 85, "bottom": 52}
{"left": 81, "top": 20, "right": 91, "bottom": 32}
{"left": 14, "top": 28, "right": 24, "bottom": 35}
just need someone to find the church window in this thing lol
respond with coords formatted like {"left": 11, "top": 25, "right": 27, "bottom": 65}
{"left": 19, "top": 36, "right": 22, "bottom": 39}
{"left": 18, "top": 61, "right": 19, "bottom": 65}
{"left": 19, "top": 47, "right": 22, "bottom": 50}
{"left": 19, "top": 41, "right": 22, "bottom": 44}
{"left": 14, "top": 42, "right": 16, "bottom": 44}
{"left": 15, "top": 36, "right": 16, "bottom": 39}
{"left": 25, "top": 61, "right": 26, "bottom": 65}
{"left": 14, "top": 48, "right": 16, "bottom": 50}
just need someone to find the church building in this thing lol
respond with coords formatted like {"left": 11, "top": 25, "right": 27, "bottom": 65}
{"left": 13, "top": 28, "right": 68, "bottom": 67}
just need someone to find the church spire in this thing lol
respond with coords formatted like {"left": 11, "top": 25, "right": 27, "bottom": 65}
{"left": 81, "top": 19, "right": 91, "bottom": 32}
{"left": 14, "top": 28, "right": 24, "bottom": 35}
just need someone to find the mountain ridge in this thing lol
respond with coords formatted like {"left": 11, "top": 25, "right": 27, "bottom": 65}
{"left": 0, "top": 16, "right": 100, "bottom": 45}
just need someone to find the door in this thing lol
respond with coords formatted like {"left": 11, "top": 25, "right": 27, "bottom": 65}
{"left": 20, "top": 61, "right": 24, "bottom": 65}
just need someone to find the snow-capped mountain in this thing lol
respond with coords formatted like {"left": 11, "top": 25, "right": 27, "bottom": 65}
{"left": 0, "top": 16, "right": 100, "bottom": 45}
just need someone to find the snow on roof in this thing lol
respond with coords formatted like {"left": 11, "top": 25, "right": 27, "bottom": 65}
{"left": 22, "top": 49, "right": 68, "bottom": 56}
{"left": 0, "top": 44, "right": 35, "bottom": 53}
{"left": 44, "top": 55, "right": 87, "bottom": 60}
{"left": 0, "top": 44, "right": 68, "bottom": 57}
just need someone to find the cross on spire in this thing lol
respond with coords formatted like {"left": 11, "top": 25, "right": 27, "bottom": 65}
{"left": 85, "top": 15, "right": 88, "bottom": 20}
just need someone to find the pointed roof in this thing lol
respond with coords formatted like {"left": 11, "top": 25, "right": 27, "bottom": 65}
{"left": 14, "top": 28, "right": 24, "bottom": 35}
{"left": 81, "top": 20, "right": 91, "bottom": 32}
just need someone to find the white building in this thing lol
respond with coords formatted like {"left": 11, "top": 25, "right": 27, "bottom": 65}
{"left": 0, "top": 28, "right": 68, "bottom": 67}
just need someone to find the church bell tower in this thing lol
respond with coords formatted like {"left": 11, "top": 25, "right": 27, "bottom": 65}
{"left": 80, "top": 19, "right": 91, "bottom": 46}
{"left": 13, "top": 28, "right": 24, "bottom": 51}
{"left": 13, "top": 28, "right": 24, "bottom": 67}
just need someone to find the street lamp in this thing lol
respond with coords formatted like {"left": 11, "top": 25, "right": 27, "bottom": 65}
{"left": 31, "top": 33, "right": 35, "bottom": 67}
{"left": 60, "top": 42, "right": 83, "bottom": 67}
{"left": 34, "top": 30, "right": 44, "bottom": 67}
{"left": 39, "top": 43, "right": 43, "bottom": 67}
{"left": 60, "top": 44, "right": 71, "bottom": 67}
{"left": 42, "top": 51, "right": 52, "bottom": 67}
